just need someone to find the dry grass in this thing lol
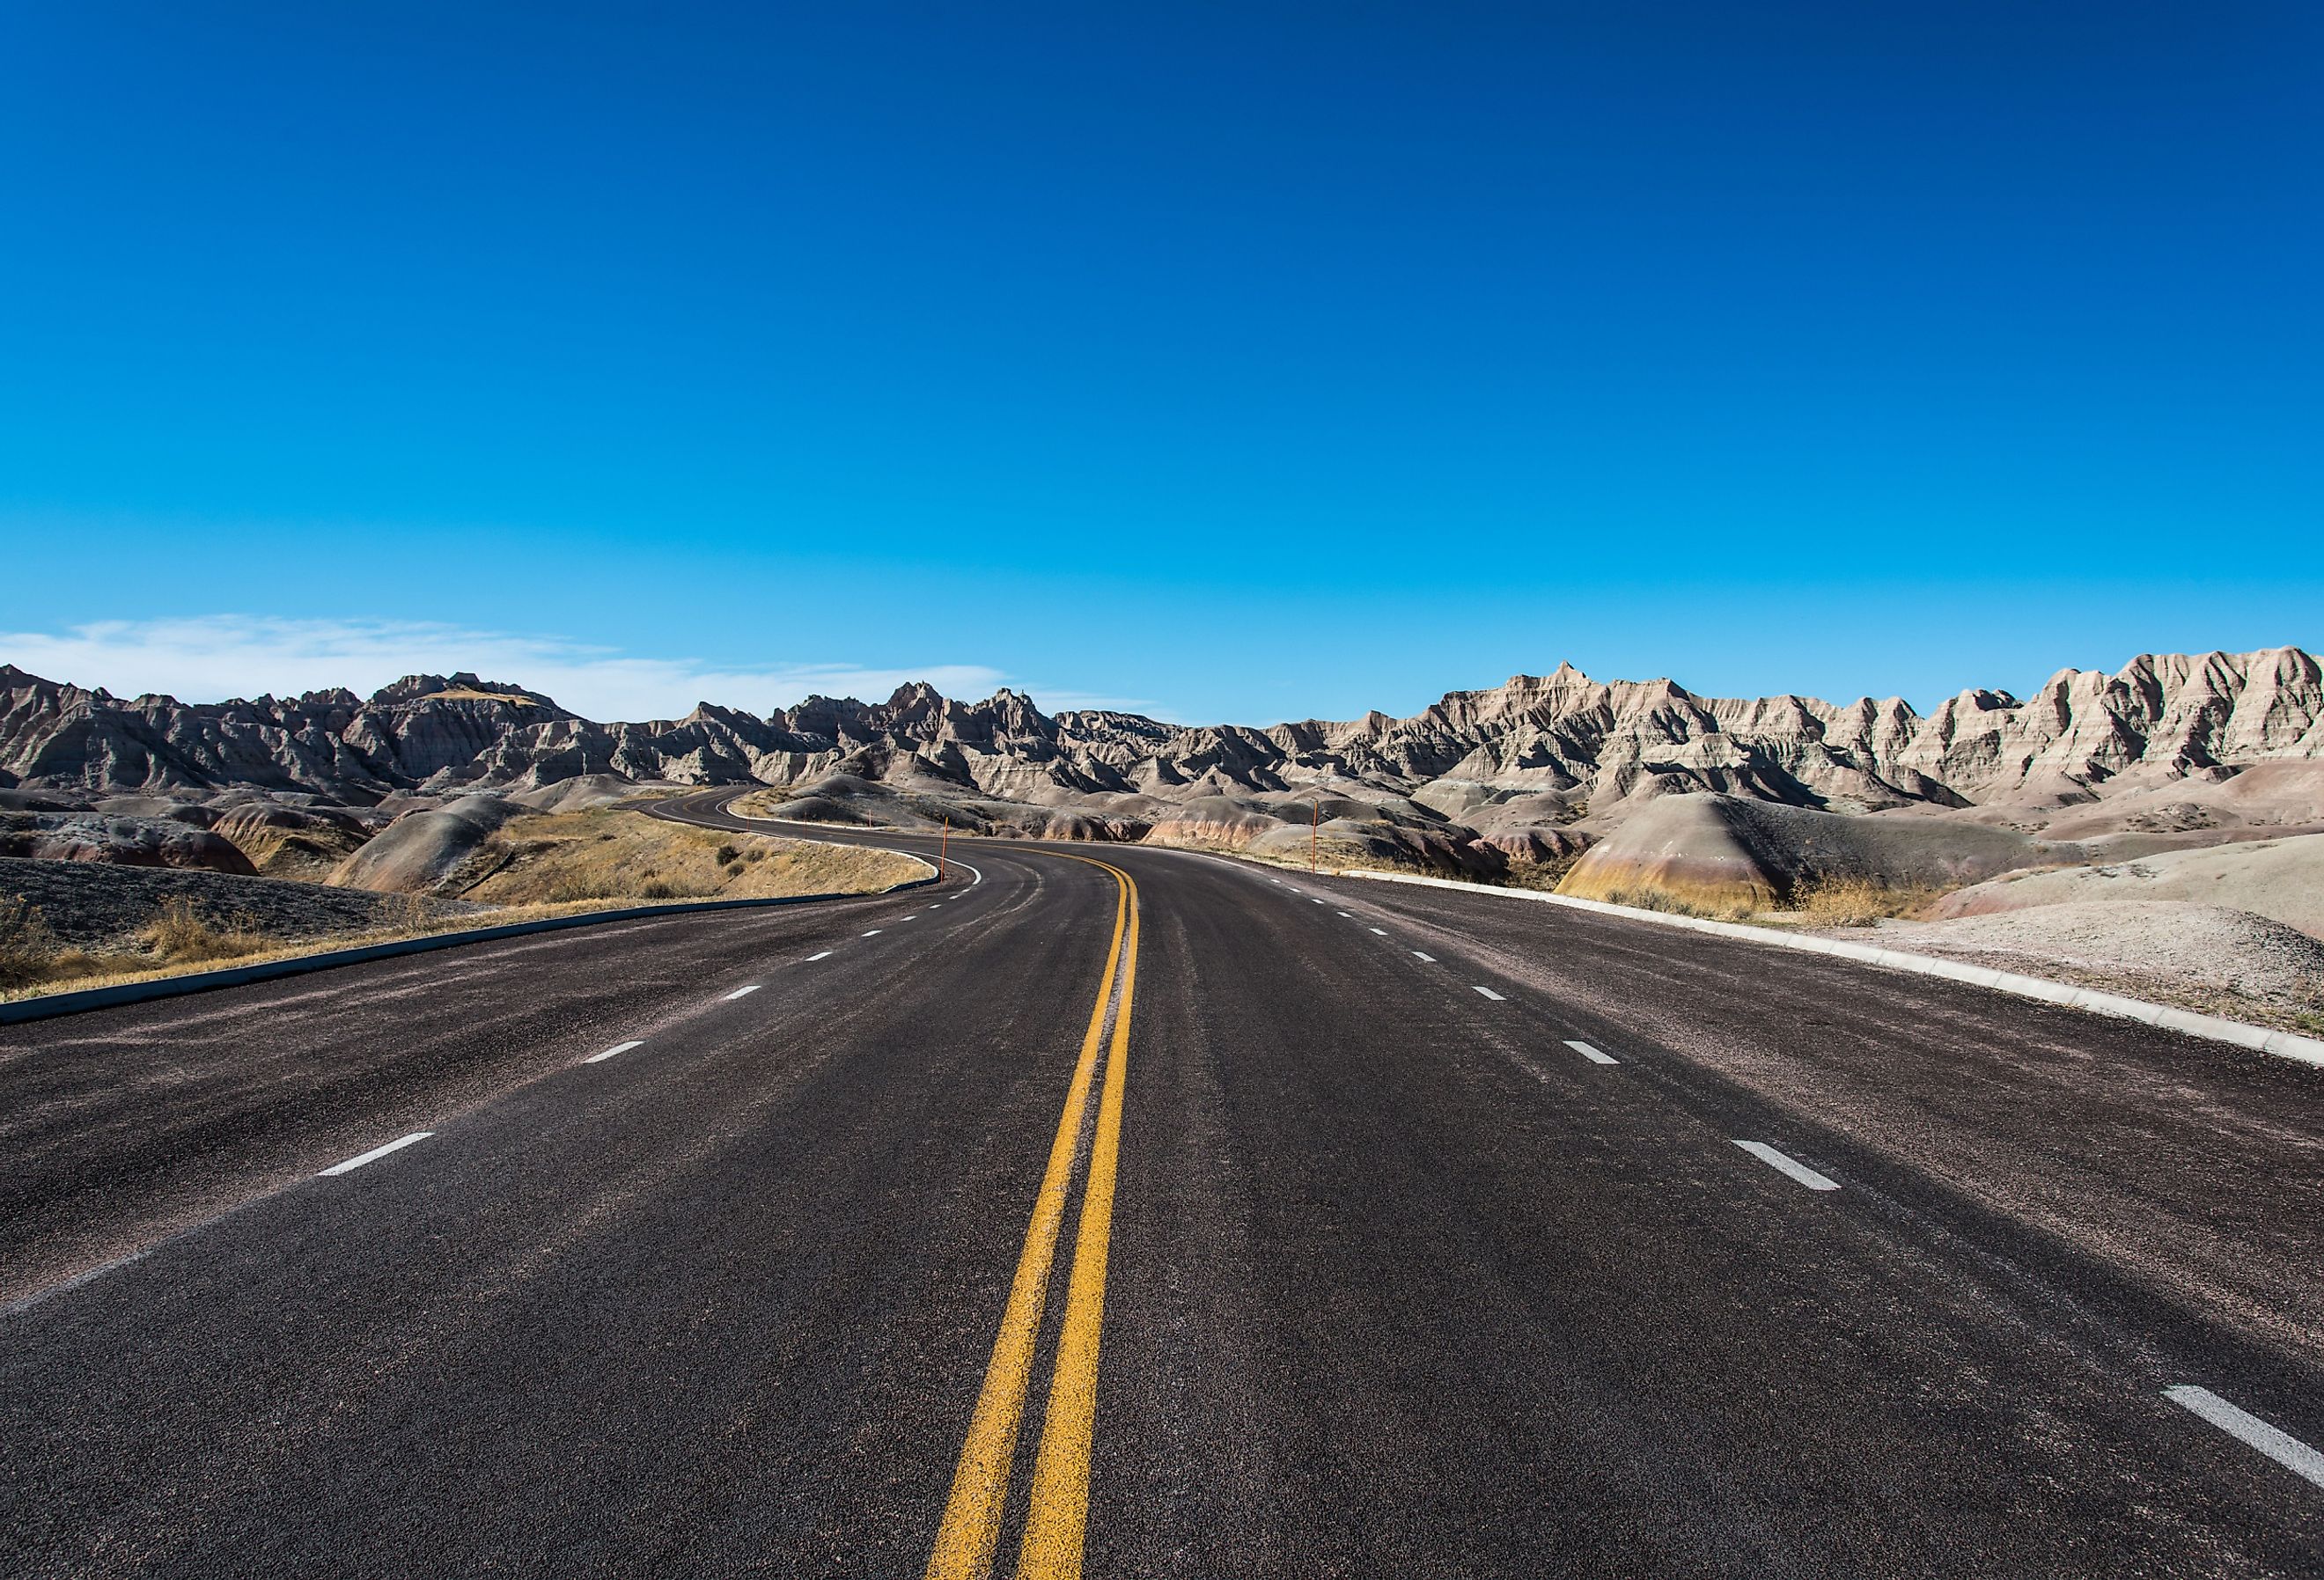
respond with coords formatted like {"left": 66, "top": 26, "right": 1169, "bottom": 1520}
{"left": 0, "top": 812, "right": 924, "bottom": 1005}
{"left": 224, "top": 824, "right": 371, "bottom": 880}
{"left": 0, "top": 871, "right": 915, "bottom": 1004}
{"left": 1502, "top": 852, "right": 1585, "bottom": 892}
{"left": 140, "top": 895, "right": 272, "bottom": 963}
{"left": 727, "top": 787, "right": 798, "bottom": 819}
{"left": 455, "top": 807, "right": 926, "bottom": 907}
{"left": 432, "top": 687, "right": 539, "bottom": 706}
{"left": 1781, "top": 876, "right": 1946, "bottom": 929}
{"left": 0, "top": 889, "right": 472, "bottom": 1002}
{"left": 1592, "top": 885, "right": 1756, "bottom": 921}
{"left": 1, "top": 894, "right": 105, "bottom": 992}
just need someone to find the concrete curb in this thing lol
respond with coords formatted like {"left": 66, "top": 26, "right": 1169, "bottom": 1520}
{"left": 0, "top": 865, "right": 938, "bottom": 1026}
{"left": 1337, "top": 868, "right": 2324, "bottom": 1070}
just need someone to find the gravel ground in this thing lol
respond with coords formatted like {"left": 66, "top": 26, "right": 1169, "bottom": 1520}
{"left": 0, "top": 857, "right": 477, "bottom": 949}
{"left": 1816, "top": 898, "right": 2324, "bottom": 1037}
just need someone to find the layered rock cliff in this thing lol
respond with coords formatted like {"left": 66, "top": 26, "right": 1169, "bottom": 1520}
{"left": 3, "top": 648, "right": 2319, "bottom": 831}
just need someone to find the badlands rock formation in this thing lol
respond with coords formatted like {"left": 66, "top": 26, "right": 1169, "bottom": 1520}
{"left": 327, "top": 794, "right": 524, "bottom": 895}
{"left": 1925, "top": 833, "right": 2324, "bottom": 940}
{"left": 2, "top": 647, "right": 2320, "bottom": 886}
{"left": 1557, "top": 795, "right": 2070, "bottom": 912}
{"left": 0, "top": 812, "right": 257, "bottom": 874}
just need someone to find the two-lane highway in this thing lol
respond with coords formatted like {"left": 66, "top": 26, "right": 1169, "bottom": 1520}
{"left": 4, "top": 799, "right": 2322, "bottom": 1576}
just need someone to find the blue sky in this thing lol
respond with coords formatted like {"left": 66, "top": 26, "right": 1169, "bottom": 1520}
{"left": 3, "top": 3, "right": 2318, "bottom": 724}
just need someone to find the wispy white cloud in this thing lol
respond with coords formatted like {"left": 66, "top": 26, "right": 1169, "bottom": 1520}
{"left": 0, "top": 615, "right": 1020, "bottom": 723}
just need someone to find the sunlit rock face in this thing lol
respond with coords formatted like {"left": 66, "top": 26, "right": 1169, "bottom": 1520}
{"left": 2, "top": 649, "right": 2320, "bottom": 878}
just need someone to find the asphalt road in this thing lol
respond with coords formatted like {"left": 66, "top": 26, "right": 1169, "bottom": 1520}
{"left": 4, "top": 791, "right": 2322, "bottom": 1577}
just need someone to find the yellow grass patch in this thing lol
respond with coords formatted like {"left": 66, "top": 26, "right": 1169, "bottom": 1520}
{"left": 0, "top": 810, "right": 926, "bottom": 1004}
{"left": 454, "top": 806, "right": 926, "bottom": 906}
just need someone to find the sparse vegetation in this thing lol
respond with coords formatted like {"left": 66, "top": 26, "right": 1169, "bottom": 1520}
{"left": 1596, "top": 886, "right": 1752, "bottom": 921}
{"left": 0, "top": 808, "right": 928, "bottom": 1006}
{"left": 728, "top": 787, "right": 796, "bottom": 819}
{"left": 140, "top": 895, "right": 270, "bottom": 963}
{"left": 1782, "top": 876, "right": 1945, "bottom": 929}
{"left": 431, "top": 687, "right": 538, "bottom": 706}
{"left": 1502, "top": 852, "right": 1584, "bottom": 892}
{"left": 3, "top": 895, "right": 66, "bottom": 991}
{"left": 453, "top": 806, "right": 926, "bottom": 908}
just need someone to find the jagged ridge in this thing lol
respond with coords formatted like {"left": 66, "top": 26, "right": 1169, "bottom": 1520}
{"left": 3, "top": 649, "right": 2320, "bottom": 827}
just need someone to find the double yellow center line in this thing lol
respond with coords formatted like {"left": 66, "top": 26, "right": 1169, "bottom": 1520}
{"left": 926, "top": 856, "right": 1140, "bottom": 1580}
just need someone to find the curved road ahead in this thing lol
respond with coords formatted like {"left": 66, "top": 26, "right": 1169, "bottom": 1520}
{"left": 4, "top": 791, "right": 2322, "bottom": 1576}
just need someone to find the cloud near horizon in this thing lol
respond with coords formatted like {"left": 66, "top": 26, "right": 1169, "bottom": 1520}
{"left": 0, "top": 616, "right": 1165, "bottom": 723}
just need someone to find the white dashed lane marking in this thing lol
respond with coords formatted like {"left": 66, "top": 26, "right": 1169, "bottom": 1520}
{"left": 585, "top": 1040, "right": 644, "bottom": 1064}
{"left": 319, "top": 1133, "right": 434, "bottom": 1177}
{"left": 863, "top": 930, "right": 883, "bottom": 937}
{"left": 1473, "top": 986, "right": 1506, "bottom": 1002}
{"left": 2165, "top": 1386, "right": 2324, "bottom": 1489}
{"left": 723, "top": 985, "right": 761, "bottom": 1001}
{"left": 1370, "top": 927, "right": 1387, "bottom": 935}
{"left": 1413, "top": 952, "right": 1436, "bottom": 962}
{"left": 1733, "top": 1141, "right": 1840, "bottom": 1192}
{"left": 1564, "top": 1040, "right": 1619, "bottom": 1065}
{"left": 806, "top": 951, "right": 834, "bottom": 961}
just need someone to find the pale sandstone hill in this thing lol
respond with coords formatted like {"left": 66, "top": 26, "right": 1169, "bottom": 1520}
{"left": 1925, "top": 834, "right": 2324, "bottom": 939}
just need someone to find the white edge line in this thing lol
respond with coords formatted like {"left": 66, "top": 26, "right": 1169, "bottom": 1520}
{"left": 1732, "top": 1140, "right": 1841, "bottom": 1192}
{"left": 723, "top": 984, "right": 761, "bottom": 1000}
{"left": 2166, "top": 1386, "right": 2324, "bottom": 1489}
{"left": 584, "top": 1039, "right": 644, "bottom": 1064}
{"left": 1473, "top": 985, "right": 1507, "bottom": 1001}
{"left": 319, "top": 1132, "right": 435, "bottom": 1177}
{"left": 1564, "top": 1039, "right": 1619, "bottom": 1064}
{"left": 1335, "top": 867, "right": 2324, "bottom": 1069}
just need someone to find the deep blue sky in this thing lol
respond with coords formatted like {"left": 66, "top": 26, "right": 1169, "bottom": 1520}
{"left": 3, "top": 3, "right": 2318, "bottom": 723}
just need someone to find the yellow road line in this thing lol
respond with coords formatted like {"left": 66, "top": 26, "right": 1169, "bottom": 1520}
{"left": 1014, "top": 863, "right": 1139, "bottom": 1580}
{"left": 925, "top": 862, "right": 1130, "bottom": 1580}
